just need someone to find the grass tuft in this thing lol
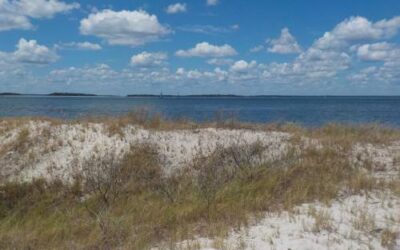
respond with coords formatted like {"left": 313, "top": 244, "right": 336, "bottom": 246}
{"left": 0, "top": 119, "right": 399, "bottom": 249}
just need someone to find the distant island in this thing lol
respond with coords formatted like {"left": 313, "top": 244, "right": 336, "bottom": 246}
{"left": 127, "top": 94, "right": 243, "bottom": 98}
{"left": 126, "top": 94, "right": 322, "bottom": 98}
{"left": 0, "top": 92, "right": 22, "bottom": 96}
{"left": 48, "top": 92, "right": 97, "bottom": 97}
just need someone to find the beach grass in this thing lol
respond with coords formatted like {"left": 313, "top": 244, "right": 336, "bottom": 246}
{"left": 0, "top": 115, "right": 399, "bottom": 249}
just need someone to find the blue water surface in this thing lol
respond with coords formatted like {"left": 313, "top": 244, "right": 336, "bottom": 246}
{"left": 0, "top": 96, "right": 399, "bottom": 126}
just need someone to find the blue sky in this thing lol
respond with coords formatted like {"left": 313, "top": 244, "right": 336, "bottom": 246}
{"left": 1, "top": 0, "right": 400, "bottom": 95}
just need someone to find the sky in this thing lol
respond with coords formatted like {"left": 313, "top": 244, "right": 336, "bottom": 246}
{"left": 1, "top": 0, "right": 400, "bottom": 95}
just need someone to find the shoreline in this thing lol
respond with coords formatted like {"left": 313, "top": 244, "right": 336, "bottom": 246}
{"left": 3, "top": 92, "right": 400, "bottom": 98}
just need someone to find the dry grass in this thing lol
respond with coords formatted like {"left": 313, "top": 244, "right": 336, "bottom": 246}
{"left": 3, "top": 108, "right": 400, "bottom": 143}
{"left": 0, "top": 144, "right": 383, "bottom": 248}
{"left": 310, "top": 209, "right": 333, "bottom": 233}
{"left": 352, "top": 210, "right": 376, "bottom": 233}
{"left": 305, "top": 123, "right": 400, "bottom": 145}
{"left": 381, "top": 229, "right": 398, "bottom": 249}
{"left": 0, "top": 117, "right": 399, "bottom": 249}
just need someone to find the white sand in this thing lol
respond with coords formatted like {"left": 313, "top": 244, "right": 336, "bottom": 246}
{"left": 1, "top": 121, "right": 399, "bottom": 249}
{"left": 0, "top": 121, "right": 290, "bottom": 182}
{"left": 171, "top": 191, "right": 400, "bottom": 250}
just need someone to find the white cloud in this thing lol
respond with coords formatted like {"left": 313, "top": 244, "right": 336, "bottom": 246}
{"left": 166, "top": 3, "right": 187, "bottom": 14}
{"left": 207, "top": 58, "right": 234, "bottom": 66}
{"left": 56, "top": 42, "right": 102, "bottom": 51}
{"left": 348, "top": 58, "right": 400, "bottom": 85}
{"left": 0, "top": 50, "right": 23, "bottom": 72}
{"left": 13, "top": 38, "right": 59, "bottom": 64}
{"left": 176, "top": 42, "right": 237, "bottom": 57}
{"left": 315, "top": 16, "right": 400, "bottom": 50}
{"left": 0, "top": 12, "right": 32, "bottom": 31}
{"left": 213, "top": 67, "right": 228, "bottom": 81}
{"left": 294, "top": 49, "right": 351, "bottom": 78}
{"left": 13, "top": 0, "right": 79, "bottom": 19}
{"left": 173, "top": 67, "right": 228, "bottom": 83}
{"left": 178, "top": 24, "right": 238, "bottom": 34}
{"left": 0, "top": 38, "right": 58, "bottom": 89}
{"left": 250, "top": 45, "right": 264, "bottom": 53}
{"left": 48, "top": 64, "right": 182, "bottom": 92}
{"left": 350, "top": 42, "right": 400, "bottom": 84}
{"left": 230, "top": 60, "right": 257, "bottom": 73}
{"left": 356, "top": 42, "right": 400, "bottom": 61}
{"left": 267, "top": 28, "right": 302, "bottom": 54}
{"left": 375, "top": 60, "right": 400, "bottom": 83}
{"left": 50, "top": 64, "right": 116, "bottom": 80}
{"left": 80, "top": 9, "right": 171, "bottom": 46}
{"left": 4, "top": 14, "right": 400, "bottom": 94}
{"left": 206, "top": 0, "right": 218, "bottom": 6}
{"left": 176, "top": 67, "right": 185, "bottom": 75}
{"left": 262, "top": 16, "right": 400, "bottom": 82}
{"left": 231, "top": 24, "right": 240, "bottom": 30}
{"left": 0, "top": 0, "right": 79, "bottom": 31}
{"left": 187, "top": 69, "right": 202, "bottom": 79}
{"left": 308, "top": 16, "right": 400, "bottom": 86}
{"left": 48, "top": 64, "right": 122, "bottom": 88}
{"left": 348, "top": 66, "right": 377, "bottom": 83}
{"left": 130, "top": 52, "right": 168, "bottom": 67}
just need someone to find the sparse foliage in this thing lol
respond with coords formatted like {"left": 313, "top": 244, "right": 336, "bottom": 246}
{"left": 0, "top": 120, "right": 400, "bottom": 249}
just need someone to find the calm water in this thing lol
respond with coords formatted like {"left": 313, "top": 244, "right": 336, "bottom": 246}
{"left": 0, "top": 96, "right": 400, "bottom": 126}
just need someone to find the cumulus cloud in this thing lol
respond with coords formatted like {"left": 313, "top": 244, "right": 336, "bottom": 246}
{"left": 173, "top": 67, "right": 228, "bottom": 83}
{"left": 50, "top": 64, "right": 117, "bottom": 82}
{"left": 207, "top": 58, "right": 234, "bottom": 66}
{"left": 288, "top": 15, "right": 400, "bottom": 84}
{"left": 267, "top": 28, "right": 302, "bottom": 54}
{"left": 13, "top": 38, "right": 59, "bottom": 64}
{"left": 4, "top": 14, "right": 400, "bottom": 94}
{"left": 0, "top": 50, "right": 23, "bottom": 72}
{"left": 348, "top": 66, "right": 378, "bottom": 84}
{"left": 315, "top": 16, "right": 400, "bottom": 50}
{"left": 293, "top": 48, "right": 351, "bottom": 78}
{"left": 130, "top": 52, "right": 168, "bottom": 67}
{"left": 13, "top": 0, "right": 79, "bottom": 19}
{"left": 178, "top": 24, "right": 239, "bottom": 34}
{"left": 48, "top": 64, "right": 182, "bottom": 92}
{"left": 176, "top": 42, "right": 237, "bottom": 57}
{"left": 230, "top": 60, "right": 257, "bottom": 73}
{"left": 356, "top": 42, "right": 400, "bottom": 61}
{"left": 166, "top": 3, "right": 187, "bottom": 14}
{"left": 250, "top": 45, "right": 264, "bottom": 53}
{"left": 0, "top": 38, "right": 58, "bottom": 71}
{"left": 263, "top": 16, "right": 400, "bottom": 82}
{"left": 48, "top": 64, "right": 127, "bottom": 91}
{"left": 231, "top": 24, "right": 240, "bottom": 30}
{"left": 349, "top": 42, "right": 400, "bottom": 84}
{"left": 80, "top": 9, "right": 171, "bottom": 46}
{"left": 56, "top": 42, "right": 102, "bottom": 51}
{"left": 0, "top": 0, "right": 79, "bottom": 31}
{"left": 348, "top": 58, "right": 400, "bottom": 85}
{"left": 0, "top": 12, "right": 32, "bottom": 31}
{"left": 206, "top": 0, "right": 218, "bottom": 6}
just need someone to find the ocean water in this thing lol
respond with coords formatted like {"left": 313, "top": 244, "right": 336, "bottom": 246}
{"left": 0, "top": 96, "right": 400, "bottom": 126}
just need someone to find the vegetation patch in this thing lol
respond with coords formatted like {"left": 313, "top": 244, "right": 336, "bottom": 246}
{"left": 0, "top": 118, "right": 399, "bottom": 249}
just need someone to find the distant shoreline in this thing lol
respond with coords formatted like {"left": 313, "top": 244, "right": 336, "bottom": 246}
{"left": 0, "top": 92, "right": 22, "bottom": 96}
{"left": 48, "top": 92, "right": 97, "bottom": 97}
{"left": 2, "top": 92, "right": 400, "bottom": 98}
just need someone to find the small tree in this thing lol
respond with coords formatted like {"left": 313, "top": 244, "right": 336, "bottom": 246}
{"left": 80, "top": 151, "right": 123, "bottom": 248}
{"left": 192, "top": 141, "right": 268, "bottom": 219}
{"left": 81, "top": 152, "right": 121, "bottom": 209}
